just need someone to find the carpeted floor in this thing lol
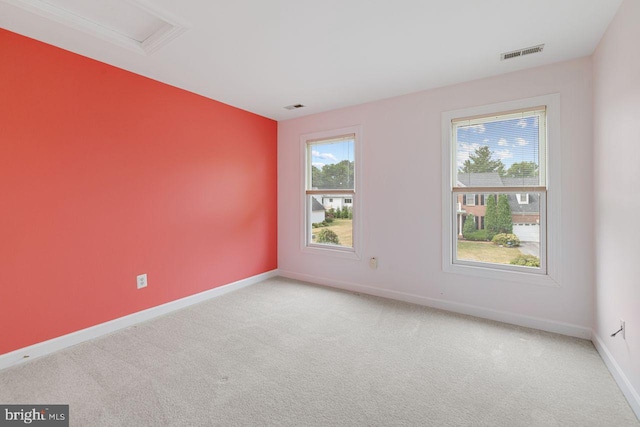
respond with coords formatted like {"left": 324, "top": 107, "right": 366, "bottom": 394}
{"left": 1, "top": 277, "right": 638, "bottom": 426}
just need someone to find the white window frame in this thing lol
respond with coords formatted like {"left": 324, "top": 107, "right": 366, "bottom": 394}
{"left": 465, "top": 193, "right": 476, "bottom": 206}
{"left": 516, "top": 193, "right": 529, "bottom": 204}
{"left": 300, "top": 125, "right": 362, "bottom": 259}
{"left": 441, "top": 94, "right": 561, "bottom": 287}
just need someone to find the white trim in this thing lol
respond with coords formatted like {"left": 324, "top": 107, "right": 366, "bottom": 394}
{"left": 0, "top": 269, "right": 278, "bottom": 371}
{"left": 279, "top": 269, "right": 591, "bottom": 339}
{"left": 441, "top": 94, "right": 561, "bottom": 287}
{"left": 300, "top": 125, "right": 363, "bottom": 260}
{"left": 592, "top": 332, "right": 640, "bottom": 420}
{"left": 0, "top": 0, "right": 189, "bottom": 55}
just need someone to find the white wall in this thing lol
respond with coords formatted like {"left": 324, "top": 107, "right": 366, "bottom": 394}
{"left": 279, "top": 57, "right": 594, "bottom": 337}
{"left": 593, "top": 0, "right": 640, "bottom": 414}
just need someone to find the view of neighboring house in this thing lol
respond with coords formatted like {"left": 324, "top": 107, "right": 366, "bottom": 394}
{"left": 321, "top": 196, "right": 353, "bottom": 210}
{"left": 310, "top": 196, "right": 326, "bottom": 224}
{"left": 310, "top": 195, "right": 353, "bottom": 224}
{"left": 456, "top": 172, "right": 540, "bottom": 242}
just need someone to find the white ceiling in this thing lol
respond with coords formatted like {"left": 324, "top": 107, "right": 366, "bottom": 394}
{"left": 0, "top": 0, "right": 622, "bottom": 121}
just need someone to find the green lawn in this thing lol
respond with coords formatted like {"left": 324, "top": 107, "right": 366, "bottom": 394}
{"left": 319, "top": 218, "right": 352, "bottom": 247}
{"left": 457, "top": 241, "right": 523, "bottom": 265}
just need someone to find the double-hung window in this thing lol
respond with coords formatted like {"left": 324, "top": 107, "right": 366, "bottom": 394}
{"left": 302, "top": 126, "right": 360, "bottom": 255}
{"left": 442, "top": 95, "right": 560, "bottom": 283}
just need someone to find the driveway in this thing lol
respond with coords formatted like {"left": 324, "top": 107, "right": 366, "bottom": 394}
{"left": 519, "top": 242, "right": 540, "bottom": 256}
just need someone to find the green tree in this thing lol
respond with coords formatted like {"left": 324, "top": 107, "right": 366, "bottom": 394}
{"left": 506, "top": 161, "right": 538, "bottom": 178}
{"left": 485, "top": 194, "right": 498, "bottom": 239}
{"left": 459, "top": 146, "right": 505, "bottom": 176}
{"left": 462, "top": 213, "right": 476, "bottom": 238}
{"left": 335, "top": 206, "right": 342, "bottom": 219}
{"left": 317, "top": 160, "right": 354, "bottom": 189}
{"left": 342, "top": 206, "right": 350, "bottom": 219}
{"left": 497, "top": 194, "right": 513, "bottom": 234}
{"left": 311, "top": 165, "right": 324, "bottom": 188}
{"left": 316, "top": 229, "right": 340, "bottom": 245}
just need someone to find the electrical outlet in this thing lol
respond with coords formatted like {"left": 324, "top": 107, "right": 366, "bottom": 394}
{"left": 621, "top": 319, "right": 626, "bottom": 340}
{"left": 137, "top": 274, "right": 148, "bottom": 289}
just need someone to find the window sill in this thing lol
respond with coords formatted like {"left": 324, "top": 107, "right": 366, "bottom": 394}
{"left": 302, "top": 244, "right": 361, "bottom": 260}
{"left": 443, "top": 262, "right": 560, "bottom": 288}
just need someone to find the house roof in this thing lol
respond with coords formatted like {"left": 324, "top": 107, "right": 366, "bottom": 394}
{"left": 508, "top": 193, "right": 540, "bottom": 217}
{"left": 457, "top": 172, "right": 503, "bottom": 187}
{"left": 458, "top": 173, "right": 541, "bottom": 215}
{"left": 457, "top": 173, "right": 539, "bottom": 188}
{"left": 311, "top": 198, "right": 325, "bottom": 212}
{"left": 501, "top": 177, "right": 540, "bottom": 187}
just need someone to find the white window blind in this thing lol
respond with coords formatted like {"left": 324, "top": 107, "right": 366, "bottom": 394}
{"left": 306, "top": 133, "right": 355, "bottom": 192}
{"left": 453, "top": 107, "right": 546, "bottom": 192}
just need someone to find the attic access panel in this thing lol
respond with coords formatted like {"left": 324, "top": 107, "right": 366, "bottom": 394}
{"left": 2, "top": 0, "right": 188, "bottom": 54}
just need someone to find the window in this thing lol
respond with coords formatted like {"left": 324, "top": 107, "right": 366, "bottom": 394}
{"left": 302, "top": 126, "right": 360, "bottom": 255}
{"left": 442, "top": 94, "right": 560, "bottom": 284}
{"left": 465, "top": 194, "right": 476, "bottom": 206}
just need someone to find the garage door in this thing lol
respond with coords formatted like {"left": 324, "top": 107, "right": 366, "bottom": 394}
{"left": 513, "top": 224, "right": 539, "bottom": 242}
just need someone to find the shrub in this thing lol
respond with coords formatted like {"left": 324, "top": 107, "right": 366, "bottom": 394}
{"left": 316, "top": 229, "right": 340, "bottom": 245}
{"left": 510, "top": 254, "right": 540, "bottom": 267}
{"left": 321, "top": 220, "right": 329, "bottom": 226}
{"left": 497, "top": 194, "right": 513, "bottom": 234}
{"left": 462, "top": 214, "right": 477, "bottom": 238}
{"left": 464, "top": 230, "right": 489, "bottom": 241}
{"left": 485, "top": 195, "right": 498, "bottom": 239}
{"left": 325, "top": 217, "right": 334, "bottom": 223}
{"left": 312, "top": 223, "right": 320, "bottom": 228}
{"left": 492, "top": 233, "right": 520, "bottom": 247}
{"left": 339, "top": 206, "right": 351, "bottom": 219}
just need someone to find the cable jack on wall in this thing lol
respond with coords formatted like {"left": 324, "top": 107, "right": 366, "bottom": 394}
{"left": 610, "top": 320, "right": 625, "bottom": 339}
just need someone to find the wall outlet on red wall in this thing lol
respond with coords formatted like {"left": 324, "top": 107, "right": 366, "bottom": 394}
{"left": 137, "top": 274, "right": 148, "bottom": 289}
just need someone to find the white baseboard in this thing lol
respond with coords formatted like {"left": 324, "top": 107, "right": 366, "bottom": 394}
{"left": 592, "top": 332, "right": 640, "bottom": 420}
{"left": 279, "top": 270, "right": 592, "bottom": 339}
{"left": 0, "top": 269, "right": 278, "bottom": 371}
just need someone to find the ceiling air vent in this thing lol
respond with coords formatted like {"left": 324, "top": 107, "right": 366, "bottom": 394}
{"left": 501, "top": 44, "right": 545, "bottom": 61}
{"left": 284, "top": 104, "right": 306, "bottom": 110}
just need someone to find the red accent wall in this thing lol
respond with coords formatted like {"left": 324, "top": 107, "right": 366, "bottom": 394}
{"left": 0, "top": 29, "right": 277, "bottom": 354}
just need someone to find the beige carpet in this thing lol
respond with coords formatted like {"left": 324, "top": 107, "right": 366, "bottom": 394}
{"left": 1, "top": 277, "right": 637, "bottom": 426}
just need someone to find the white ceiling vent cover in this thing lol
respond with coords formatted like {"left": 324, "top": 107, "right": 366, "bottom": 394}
{"left": 500, "top": 44, "right": 545, "bottom": 61}
{"left": 1, "top": 0, "right": 189, "bottom": 55}
{"left": 284, "top": 104, "right": 306, "bottom": 110}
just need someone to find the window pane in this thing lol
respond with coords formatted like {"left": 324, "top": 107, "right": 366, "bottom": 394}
{"left": 456, "top": 192, "right": 542, "bottom": 269}
{"left": 455, "top": 113, "right": 543, "bottom": 188}
{"left": 308, "top": 195, "right": 353, "bottom": 248}
{"left": 309, "top": 137, "right": 355, "bottom": 190}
